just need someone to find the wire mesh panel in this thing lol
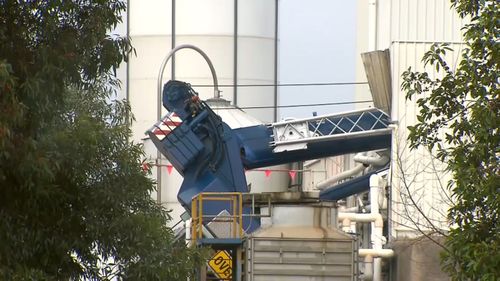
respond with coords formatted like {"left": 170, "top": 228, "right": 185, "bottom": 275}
{"left": 270, "top": 108, "right": 391, "bottom": 153}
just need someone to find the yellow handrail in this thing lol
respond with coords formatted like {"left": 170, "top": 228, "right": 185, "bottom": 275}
{"left": 191, "top": 192, "right": 243, "bottom": 245}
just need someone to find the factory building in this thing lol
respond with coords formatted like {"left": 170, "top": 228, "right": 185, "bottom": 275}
{"left": 354, "top": 1, "right": 464, "bottom": 279}
{"left": 122, "top": 1, "right": 465, "bottom": 280}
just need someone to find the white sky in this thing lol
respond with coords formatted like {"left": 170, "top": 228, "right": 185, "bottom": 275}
{"left": 114, "top": 1, "right": 359, "bottom": 119}
{"left": 278, "top": 0, "right": 357, "bottom": 119}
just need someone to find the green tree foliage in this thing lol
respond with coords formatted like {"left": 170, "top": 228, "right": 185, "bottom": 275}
{"left": 401, "top": 0, "right": 499, "bottom": 280}
{"left": 0, "top": 1, "right": 205, "bottom": 280}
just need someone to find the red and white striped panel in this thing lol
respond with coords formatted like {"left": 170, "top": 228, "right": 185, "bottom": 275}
{"left": 151, "top": 112, "right": 182, "bottom": 141}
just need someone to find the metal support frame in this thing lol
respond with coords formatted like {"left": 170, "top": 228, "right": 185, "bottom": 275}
{"left": 191, "top": 192, "right": 243, "bottom": 245}
{"left": 270, "top": 108, "right": 391, "bottom": 153}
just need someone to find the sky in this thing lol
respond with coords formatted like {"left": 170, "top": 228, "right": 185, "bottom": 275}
{"left": 278, "top": 0, "right": 358, "bottom": 119}
{"left": 114, "top": 0, "right": 360, "bottom": 120}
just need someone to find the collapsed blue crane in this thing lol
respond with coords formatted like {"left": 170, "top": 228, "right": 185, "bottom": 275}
{"left": 147, "top": 80, "right": 391, "bottom": 232}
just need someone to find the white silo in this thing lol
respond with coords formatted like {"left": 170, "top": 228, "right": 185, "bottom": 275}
{"left": 127, "top": 0, "right": 283, "bottom": 225}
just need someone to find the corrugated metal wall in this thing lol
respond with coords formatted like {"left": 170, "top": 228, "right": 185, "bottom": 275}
{"left": 381, "top": 0, "right": 466, "bottom": 238}
{"left": 247, "top": 238, "right": 357, "bottom": 281}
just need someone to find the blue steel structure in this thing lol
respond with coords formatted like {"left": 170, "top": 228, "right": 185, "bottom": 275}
{"left": 148, "top": 80, "right": 391, "bottom": 232}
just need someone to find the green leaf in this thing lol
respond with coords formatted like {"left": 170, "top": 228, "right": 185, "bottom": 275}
{"left": 401, "top": 1, "right": 500, "bottom": 279}
{"left": 0, "top": 2, "right": 205, "bottom": 280}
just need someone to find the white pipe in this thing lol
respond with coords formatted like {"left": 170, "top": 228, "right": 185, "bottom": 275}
{"left": 340, "top": 205, "right": 372, "bottom": 213}
{"left": 341, "top": 218, "right": 352, "bottom": 233}
{"left": 368, "top": 0, "right": 377, "bottom": 51}
{"left": 353, "top": 153, "right": 389, "bottom": 167}
{"left": 315, "top": 149, "right": 389, "bottom": 190}
{"left": 362, "top": 255, "right": 373, "bottom": 281}
{"left": 369, "top": 174, "right": 383, "bottom": 281}
{"left": 372, "top": 227, "right": 383, "bottom": 281}
{"left": 338, "top": 212, "right": 383, "bottom": 224}
{"left": 316, "top": 163, "right": 366, "bottom": 190}
{"left": 359, "top": 249, "right": 395, "bottom": 258}
{"left": 370, "top": 175, "right": 381, "bottom": 217}
{"left": 338, "top": 173, "right": 390, "bottom": 281}
{"left": 303, "top": 159, "right": 320, "bottom": 167}
{"left": 339, "top": 218, "right": 357, "bottom": 234}
{"left": 350, "top": 221, "right": 357, "bottom": 233}
{"left": 157, "top": 44, "right": 220, "bottom": 103}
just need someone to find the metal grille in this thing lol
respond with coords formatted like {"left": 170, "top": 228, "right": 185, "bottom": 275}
{"left": 270, "top": 108, "right": 391, "bottom": 153}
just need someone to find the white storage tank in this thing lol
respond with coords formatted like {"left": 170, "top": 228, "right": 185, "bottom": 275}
{"left": 128, "top": 0, "right": 278, "bottom": 143}
{"left": 128, "top": 0, "right": 280, "bottom": 224}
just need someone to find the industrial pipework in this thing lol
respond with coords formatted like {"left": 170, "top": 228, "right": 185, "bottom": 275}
{"left": 338, "top": 173, "right": 394, "bottom": 281}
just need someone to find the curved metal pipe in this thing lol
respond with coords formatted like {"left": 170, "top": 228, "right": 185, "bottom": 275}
{"left": 316, "top": 163, "right": 367, "bottom": 190}
{"left": 353, "top": 151, "right": 390, "bottom": 167}
{"left": 358, "top": 249, "right": 394, "bottom": 258}
{"left": 156, "top": 44, "right": 220, "bottom": 120}
{"left": 154, "top": 45, "right": 219, "bottom": 208}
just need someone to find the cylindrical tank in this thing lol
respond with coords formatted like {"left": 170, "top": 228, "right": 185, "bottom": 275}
{"left": 128, "top": 0, "right": 279, "bottom": 225}
{"left": 128, "top": 0, "right": 277, "bottom": 143}
{"left": 247, "top": 203, "right": 357, "bottom": 281}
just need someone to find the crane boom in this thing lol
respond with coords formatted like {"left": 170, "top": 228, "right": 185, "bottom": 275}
{"left": 147, "top": 80, "right": 391, "bottom": 231}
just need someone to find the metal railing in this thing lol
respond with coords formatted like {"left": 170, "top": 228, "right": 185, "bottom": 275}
{"left": 191, "top": 192, "right": 243, "bottom": 244}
